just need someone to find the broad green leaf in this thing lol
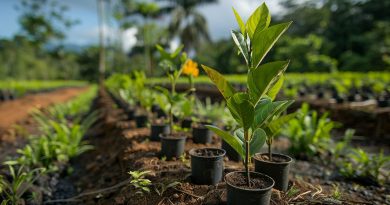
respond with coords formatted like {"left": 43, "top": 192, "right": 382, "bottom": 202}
{"left": 250, "top": 128, "right": 267, "bottom": 156}
{"left": 268, "top": 113, "right": 297, "bottom": 135}
{"left": 231, "top": 30, "right": 250, "bottom": 65}
{"left": 267, "top": 74, "right": 285, "bottom": 100}
{"left": 205, "top": 125, "right": 244, "bottom": 158}
{"left": 246, "top": 3, "right": 270, "bottom": 40}
{"left": 201, "top": 65, "right": 236, "bottom": 99}
{"left": 156, "top": 44, "right": 170, "bottom": 59}
{"left": 233, "top": 128, "right": 245, "bottom": 143}
{"left": 171, "top": 45, "right": 184, "bottom": 58}
{"left": 227, "top": 93, "right": 254, "bottom": 131}
{"left": 252, "top": 22, "right": 292, "bottom": 68}
{"left": 232, "top": 7, "right": 246, "bottom": 36}
{"left": 253, "top": 98, "right": 294, "bottom": 129}
{"left": 248, "top": 61, "right": 289, "bottom": 102}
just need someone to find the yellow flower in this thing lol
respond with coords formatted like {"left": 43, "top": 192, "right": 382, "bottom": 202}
{"left": 182, "top": 59, "right": 199, "bottom": 77}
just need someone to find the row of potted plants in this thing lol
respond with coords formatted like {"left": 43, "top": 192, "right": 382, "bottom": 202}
{"left": 108, "top": 3, "right": 296, "bottom": 205}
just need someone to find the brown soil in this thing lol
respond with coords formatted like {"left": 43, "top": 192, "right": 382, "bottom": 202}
{"left": 0, "top": 86, "right": 89, "bottom": 162}
{"left": 191, "top": 148, "right": 225, "bottom": 157}
{"left": 160, "top": 132, "right": 188, "bottom": 139}
{"left": 255, "top": 153, "right": 291, "bottom": 163}
{"left": 226, "top": 172, "right": 273, "bottom": 190}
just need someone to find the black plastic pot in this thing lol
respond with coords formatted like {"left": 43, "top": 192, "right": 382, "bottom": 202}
{"left": 225, "top": 171, "right": 274, "bottom": 205}
{"left": 126, "top": 108, "right": 135, "bottom": 120}
{"left": 317, "top": 91, "right": 324, "bottom": 99}
{"left": 156, "top": 108, "right": 166, "bottom": 118}
{"left": 189, "top": 148, "right": 225, "bottom": 185}
{"left": 160, "top": 134, "right": 187, "bottom": 160}
{"left": 377, "top": 99, "right": 388, "bottom": 107}
{"left": 221, "top": 140, "right": 241, "bottom": 162}
{"left": 150, "top": 124, "right": 170, "bottom": 141}
{"left": 192, "top": 125, "right": 212, "bottom": 144}
{"left": 151, "top": 104, "right": 160, "bottom": 113}
{"left": 135, "top": 114, "right": 148, "bottom": 128}
{"left": 253, "top": 153, "right": 293, "bottom": 191}
{"left": 181, "top": 118, "right": 193, "bottom": 128}
{"left": 335, "top": 96, "right": 344, "bottom": 104}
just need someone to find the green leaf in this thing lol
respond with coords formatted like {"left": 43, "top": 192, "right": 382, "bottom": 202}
{"left": 201, "top": 65, "right": 236, "bottom": 99}
{"left": 232, "top": 7, "right": 246, "bottom": 36}
{"left": 231, "top": 30, "right": 250, "bottom": 65}
{"left": 233, "top": 128, "right": 245, "bottom": 143}
{"left": 246, "top": 3, "right": 270, "bottom": 40}
{"left": 252, "top": 22, "right": 292, "bottom": 68}
{"left": 267, "top": 74, "right": 285, "bottom": 100}
{"left": 248, "top": 61, "right": 289, "bottom": 102}
{"left": 227, "top": 93, "right": 254, "bottom": 130}
{"left": 268, "top": 113, "right": 297, "bottom": 135}
{"left": 253, "top": 98, "right": 294, "bottom": 129}
{"left": 171, "top": 45, "right": 184, "bottom": 58}
{"left": 205, "top": 125, "right": 244, "bottom": 158}
{"left": 250, "top": 128, "right": 267, "bottom": 156}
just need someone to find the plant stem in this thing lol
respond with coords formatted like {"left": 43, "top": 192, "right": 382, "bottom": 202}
{"left": 268, "top": 137, "right": 273, "bottom": 161}
{"left": 169, "top": 105, "right": 173, "bottom": 135}
{"left": 244, "top": 130, "right": 250, "bottom": 187}
{"left": 268, "top": 143, "right": 272, "bottom": 161}
{"left": 169, "top": 79, "right": 175, "bottom": 135}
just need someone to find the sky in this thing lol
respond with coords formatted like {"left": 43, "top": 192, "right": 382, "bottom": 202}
{"left": 0, "top": 0, "right": 283, "bottom": 48}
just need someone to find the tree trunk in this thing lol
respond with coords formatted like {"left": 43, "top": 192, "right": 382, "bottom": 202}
{"left": 97, "top": 0, "right": 106, "bottom": 83}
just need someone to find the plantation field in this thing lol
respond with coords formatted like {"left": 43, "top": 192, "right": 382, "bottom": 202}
{"left": 1, "top": 0, "right": 390, "bottom": 204}
{"left": 150, "top": 71, "right": 390, "bottom": 85}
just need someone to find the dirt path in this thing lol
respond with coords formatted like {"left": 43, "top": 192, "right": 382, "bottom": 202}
{"left": 0, "top": 86, "right": 89, "bottom": 162}
{"left": 0, "top": 87, "right": 89, "bottom": 133}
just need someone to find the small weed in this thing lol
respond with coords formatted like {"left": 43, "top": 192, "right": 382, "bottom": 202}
{"left": 128, "top": 170, "right": 152, "bottom": 195}
{"left": 0, "top": 161, "right": 45, "bottom": 204}
{"left": 331, "top": 184, "right": 341, "bottom": 200}
{"left": 154, "top": 181, "right": 181, "bottom": 196}
{"left": 179, "top": 153, "right": 188, "bottom": 163}
{"left": 338, "top": 148, "right": 390, "bottom": 184}
{"left": 286, "top": 185, "right": 300, "bottom": 197}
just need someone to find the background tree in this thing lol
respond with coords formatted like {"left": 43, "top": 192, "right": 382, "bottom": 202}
{"left": 278, "top": 0, "right": 390, "bottom": 71}
{"left": 114, "top": 0, "right": 169, "bottom": 75}
{"left": 157, "top": 0, "right": 217, "bottom": 53}
{"left": 17, "top": 0, "right": 78, "bottom": 48}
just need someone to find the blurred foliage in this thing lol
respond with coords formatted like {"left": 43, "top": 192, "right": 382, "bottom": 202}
{"left": 275, "top": 35, "right": 338, "bottom": 72}
{"left": 195, "top": 39, "right": 246, "bottom": 74}
{"left": 278, "top": 0, "right": 390, "bottom": 71}
{"left": 0, "top": 36, "right": 81, "bottom": 80}
{"left": 157, "top": 0, "right": 216, "bottom": 52}
{"left": 17, "top": 0, "right": 78, "bottom": 47}
{"left": 1, "top": 0, "right": 389, "bottom": 81}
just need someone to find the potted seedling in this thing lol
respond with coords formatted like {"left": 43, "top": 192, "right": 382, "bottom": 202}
{"left": 252, "top": 103, "right": 295, "bottom": 191}
{"left": 149, "top": 93, "right": 170, "bottom": 141}
{"left": 188, "top": 100, "right": 228, "bottom": 185}
{"left": 118, "top": 88, "right": 137, "bottom": 120}
{"left": 131, "top": 71, "right": 151, "bottom": 127}
{"left": 192, "top": 98, "right": 224, "bottom": 144}
{"left": 202, "top": 3, "right": 292, "bottom": 204}
{"left": 155, "top": 44, "right": 189, "bottom": 160}
{"left": 180, "top": 59, "right": 198, "bottom": 128}
{"left": 135, "top": 88, "right": 154, "bottom": 128}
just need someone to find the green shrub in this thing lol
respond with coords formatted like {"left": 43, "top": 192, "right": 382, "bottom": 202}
{"left": 0, "top": 162, "right": 45, "bottom": 205}
{"left": 282, "top": 103, "right": 339, "bottom": 158}
{"left": 338, "top": 148, "right": 390, "bottom": 185}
